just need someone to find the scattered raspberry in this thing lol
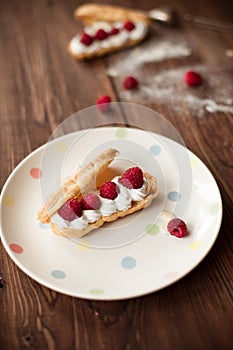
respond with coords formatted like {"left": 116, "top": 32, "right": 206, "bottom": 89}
{"left": 95, "top": 29, "right": 108, "bottom": 40}
{"left": 58, "top": 198, "right": 83, "bottom": 221}
{"left": 119, "top": 167, "right": 143, "bottom": 189}
{"left": 184, "top": 71, "right": 203, "bottom": 86}
{"left": 124, "top": 20, "right": 135, "bottom": 31}
{"left": 100, "top": 182, "right": 119, "bottom": 200}
{"left": 81, "top": 193, "right": 101, "bottom": 210}
{"left": 167, "top": 218, "right": 187, "bottom": 238}
{"left": 110, "top": 27, "right": 120, "bottom": 35}
{"left": 96, "top": 95, "right": 111, "bottom": 112}
{"left": 80, "top": 32, "right": 93, "bottom": 46}
{"left": 123, "top": 76, "right": 138, "bottom": 90}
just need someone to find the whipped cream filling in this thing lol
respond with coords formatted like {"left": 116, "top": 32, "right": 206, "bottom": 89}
{"left": 69, "top": 21, "right": 148, "bottom": 55}
{"left": 51, "top": 176, "right": 148, "bottom": 230}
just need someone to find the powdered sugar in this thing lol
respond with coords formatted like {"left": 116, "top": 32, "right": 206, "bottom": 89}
{"left": 185, "top": 96, "right": 233, "bottom": 113}
{"left": 107, "top": 39, "right": 192, "bottom": 77}
{"left": 107, "top": 37, "right": 233, "bottom": 115}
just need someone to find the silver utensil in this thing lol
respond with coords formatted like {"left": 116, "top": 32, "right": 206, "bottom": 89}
{"left": 184, "top": 14, "right": 233, "bottom": 34}
{"left": 147, "top": 7, "right": 177, "bottom": 26}
{"left": 147, "top": 7, "right": 233, "bottom": 34}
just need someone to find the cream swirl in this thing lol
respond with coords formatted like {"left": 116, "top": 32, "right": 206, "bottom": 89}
{"left": 99, "top": 198, "right": 117, "bottom": 216}
{"left": 51, "top": 213, "right": 69, "bottom": 229}
{"left": 112, "top": 176, "right": 132, "bottom": 211}
{"left": 70, "top": 216, "right": 88, "bottom": 230}
{"left": 83, "top": 210, "right": 101, "bottom": 223}
{"left": 129, "top": 180, "right": 147, "bottom": 201}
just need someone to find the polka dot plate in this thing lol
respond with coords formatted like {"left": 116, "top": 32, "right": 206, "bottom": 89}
{"left": 0, "top": 127, "right": 222, "bottom": 300}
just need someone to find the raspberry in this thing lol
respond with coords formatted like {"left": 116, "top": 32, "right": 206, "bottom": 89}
{"left": 95, "top": 29, "right": 108, "bottom": 40}
{"left": 81, "top": 193, "right": 101, "bottom": 210}
{"left": 58, "top": 198, "right": 83, "bottom": 221}
{"left": 110, "top": 27, "right": 120, "bottom": 35}
{"left": 80, "top": 32, "right": 93, "bottom": 46}
{"left": 96, "top": 95, "right": 111, "bottom": 112}
{"left": 167, "top": 218, "right": 187, "bottom": 238}
{"left": 100, "top": 182, "right": 119, "bottom": 200}
{"left": 124, "top": 20, "right": 135, "bottom": 31}
{"left": 184, "top": 71, "right": 203, "bottom": 86}
{"left": 119, "top": 167, "right": 143, "bottom": 189}
{"left": 123, "top": 76, "right": 138, "bottom": 90}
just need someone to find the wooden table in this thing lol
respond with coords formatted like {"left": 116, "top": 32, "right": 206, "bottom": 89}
{"left": 1, "top": 0, "right": 232, "bottom": 349}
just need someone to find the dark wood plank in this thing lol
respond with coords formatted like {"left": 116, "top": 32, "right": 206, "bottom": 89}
{"left": 0, "top": 0, "right": 233, "bottom": 349}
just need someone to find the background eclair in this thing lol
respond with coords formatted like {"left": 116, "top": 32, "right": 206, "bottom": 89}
{"left": 68, "top": 3, "right": 151, "bottom": 60}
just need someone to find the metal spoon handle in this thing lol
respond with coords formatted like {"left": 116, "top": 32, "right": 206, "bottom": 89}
{"left": 184, "top": 14, "right": 233, "bottom": 34}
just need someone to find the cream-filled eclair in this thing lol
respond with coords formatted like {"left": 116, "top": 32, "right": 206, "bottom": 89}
{"left": 37, "top": 148, "right": 158, "bottom": 238}
{"left": 68, "top": 3, "right": 151, "bottom": 60}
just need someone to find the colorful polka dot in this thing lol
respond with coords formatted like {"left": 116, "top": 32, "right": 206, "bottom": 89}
{"left": 116, "top": 128, "right": 127, "bottom": 139}
{"left": 10, "top": 243, "right": 23, "bottom": 254}
{"left": 189, "top": 241, "right": 202, "bottom": 250}
{"left": 121, "top": 256, "right": 137, "bottom": 269}
{"left": 30, "top": 168, "right": 42, "bottom": 179}
{"left": 164, "top": 271, "right": 178, "bottom": 280}
{"left": 55, "top": 141, "right": 68, "bottom": 153}
{"left": 210, "top": 203, "right": 220, "bottom": 214}
{"left": 89, "top": 288, "right": 104, "bottom": 295}
{"left": 168, "top": 191, "right": 181, "bottom": 201}
{"left": 3, "top": 195, "right": 15, "bottom": 206}
{"left": 39, "top": 222, "right": 50, "bottom": 230}
{"left": 51, "top": 270, "right": 66, "bottom": 279}
{"left": 191, "top": 158, "right": 199, "bottom": 170}
{"left": 149, "top": 144, "right": 161, "bottom": 156}
{"left": 146, "top": 224, "right": 160, "bottom": 235}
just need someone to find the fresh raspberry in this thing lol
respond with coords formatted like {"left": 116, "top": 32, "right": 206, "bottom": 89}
{"left": 100, "top": 182, "right": 119, "bottom": 200}
{"left": 110, "top": 27, "right": 120, "bottom": 35}
{"left": 58, "top": 198, "right": 83, "bottom": 221}
{"left": 184, "top": 71, "right": 203, "bottom": 86}
{"left": 124, "top": 20, "right": 135, "bottom": 31}
{"left": 95, "top": 29, "right": 108, "bottom": 40}
{"left": 96, "top": 95, "right": 111, "bottom": 112}
{"left": 119, "top": 167, "right": 143, "bottom": 189}
{"left": 167, "top": 218, "right": 187, "bottom": 238}
{"left": 123, "top": 76, "right": 138, "bottom": 90}
{"left": 80, "top": 32, "right": 93, "bottom": 46}
{"left": 81, "top": 193, "right": 101, "bottom": 210}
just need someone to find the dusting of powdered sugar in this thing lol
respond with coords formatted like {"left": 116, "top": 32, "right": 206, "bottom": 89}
{"left": 107, "top": 38, "right": 192, "bottom": 77}
{"left": 107, "top": 36, "right": 233, "bottom": 116}
{"left": 185, "top": 96, "right": 233, "bottom": 113}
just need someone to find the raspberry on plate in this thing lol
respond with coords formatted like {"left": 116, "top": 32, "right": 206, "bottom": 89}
{"left": 184, "top": 71, "right": 203, "bottom": 86}
{"left": 96, "top": 95, "right": 111, "bottom": 112}
{"left": 58, "top": 198, "right": 83, "bottom": 221}
{"left": 100, "top": 182, "right": 119, "bottom": 200}
{"left": 95, "top": 29, "right": 108, "bottom": 40}
{"left": 82, "top": 193, "right": 101, "bottom": 210}
{"left": 124, "top": 20, "right": 135, "bottom": 31}
{"left": 80, "top": 32, "right": 93, "bottom": 46}
{"left": 123, "top": 76, "right": 138, "bottom": 90}
{"left": 119, "top": 167, "right": 143, "bottom": 189}
{"left": 167, "top": 218, "right": 187, "bottom": 238}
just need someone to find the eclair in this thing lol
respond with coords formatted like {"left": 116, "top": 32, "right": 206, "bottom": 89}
{"left": 37, "top": 148, "right": 158, "bottom": 239}
{"left": 68, "top": 3, "right": 151, "bottom": 60}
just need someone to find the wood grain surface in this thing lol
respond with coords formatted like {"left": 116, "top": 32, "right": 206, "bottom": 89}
{"left": 0, "top": 0, "right": 233, "bottom": 349}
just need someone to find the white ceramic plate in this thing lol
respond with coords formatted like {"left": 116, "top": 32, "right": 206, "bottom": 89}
{"left": 0, "top": 128, "right": 222, "bottom": 300}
